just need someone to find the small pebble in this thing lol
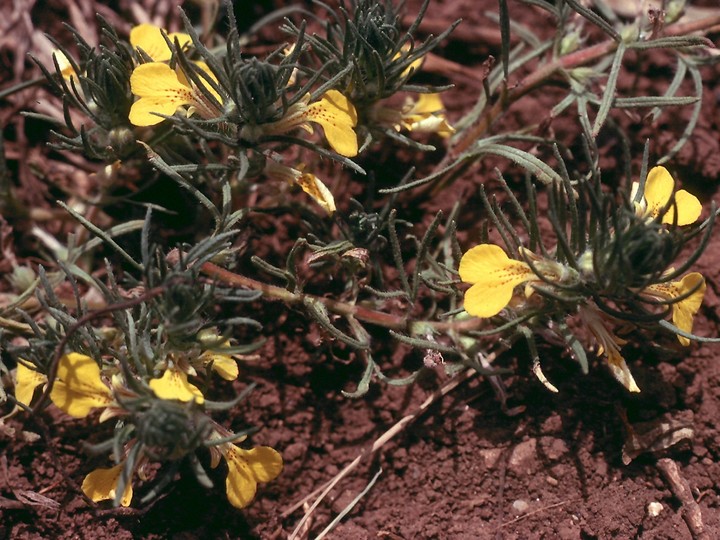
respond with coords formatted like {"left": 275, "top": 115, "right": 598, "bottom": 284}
{"left": 546, "top": 475, "right": 559, "bottom": 486}
{"left": 512, "top": 499, "right": 529, "bottom": 514}
{"left": 647, "top": 501, "right": 663, "bottom": 517}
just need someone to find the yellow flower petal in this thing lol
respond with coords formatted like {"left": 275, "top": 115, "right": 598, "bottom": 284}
{"left": 646, "top": 272, "right": 706, "bottom": 346}
{"left": 606, "top": 349, "right": 640, "bottom": 393}
{"left": 395, "top": 44, "right": 424, "bottom": 79}
{"left": 412, "top": 93, "right": 445, "bottom": 115}
{"left": 50, "top": 353, "right": 112, "bottom": 418}
{"left": 224, "top": 445, "right": 283, "bottom": 509}
{"left": 148, "top": 369, "right": 204, "bottom": 404}
{"left": 176, "top": 61, "right": 222, "bottom": 104}
{"left": 198, "top": 331, "right": 239, "bottom": 380}
{"left": 53, "top": 50, "right": 76, "bottom": 81}
{"left": 305, "top": 90, "right": 358, "bottom": 157}
{"left": 225, "top": 450, "right": 257, "bottom": 508}
{"left": 662, "top": 189, "right": 702, "bottom": 226}
{"left": 643, "top": 166, "right": 701, "bottom": 226}
{"left": 81, "top": 463, "right": 133, "bottom": 507}
{"left": 295, "top": 173, "right": 336, "bottom": 214}
{"left": 458, "top": 244, "right": 535, "bottom": 318}
{"left": 130, "top": 23, "right": 191, "bottom": 62}
{"left": 55, "top": 353, "right": 109, "bottom": 395}
{"left": 50, "top": 381, "right": 108, "bottom": 418}
{"left": 129, "top": 63, "right": 196, "bottom": 126}
{"left": 205, "top": 353, "right": 239, "bottom": 381}
{"left": 644, "top": 166, "right": 674, "bottom": 219}
{"left": 672, "top": 273, "right": 706, "bottom": 345}
{"left": 15, "top": 362, "right": 47, "bottom": 407}
{"left": 243, "top": 446, "right": 284, "bottom": 483}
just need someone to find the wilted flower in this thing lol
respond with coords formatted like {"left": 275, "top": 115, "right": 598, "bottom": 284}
{"left": 578, "top": 305, "right": 639, "bottom": 392}
{"left": 372, "top": 93, "right": 455, "bottom": 138}
{"left": 52, "top": 50, "right": 77, "bottom": 81}
{"left": 264, "top": 159, "right": 336, "bottom": 214}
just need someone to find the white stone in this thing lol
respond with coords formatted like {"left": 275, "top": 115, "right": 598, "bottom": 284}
{"left": 647, "top": 502, "right": 663, "bottom": 517}
{"left": 512, "top": 499, "right": 530, "bottom": 514}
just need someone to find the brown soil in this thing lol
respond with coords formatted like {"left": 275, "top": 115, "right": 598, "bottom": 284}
{"left": 2, "top": 1, "right": 720, "bottom": 539}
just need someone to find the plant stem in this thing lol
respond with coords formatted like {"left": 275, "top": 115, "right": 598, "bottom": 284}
{"left": 452, "top": 13, "right": 720, "bottom": 155}
{"left": 197, "top": 259, "right": 485, "bottom": 334}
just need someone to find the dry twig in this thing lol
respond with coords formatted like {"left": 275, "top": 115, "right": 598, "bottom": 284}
{"left": 657, "top": 458, "right": 711, "bottom": 540}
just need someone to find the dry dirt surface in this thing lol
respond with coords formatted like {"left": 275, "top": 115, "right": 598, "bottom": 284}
{"left": 2, "top": 0, "right": 720, "bottom": 539}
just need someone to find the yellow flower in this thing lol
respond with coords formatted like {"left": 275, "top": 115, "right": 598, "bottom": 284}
{"left": 643, "top": 272, "right": 706, "bottom": 346}
{"left": 264, "top": 160, "right": 336, "bottom": 214}
{"left": 212, "top": 443, "right": 283, "bottom": 509}
{"left": 81, "top": 462, "right": 133, "bottom": 507}
{"left": 203, "top": 351, "right": 238, "bottom": 381}
{"left": 253, "top": 90, "right": 358, "bottom": 157}
{"left": 14, "top": 361, "right": 48, "bottom": 408}
{"left": 579, "top": 305, "right": 640, "bottom": 393}
{"left": 632, "top": 166, "right": 701, "bottom": 226}
{"left": 129, "top": 62, "right": 222, "bottom": 126}
{"left": 371, "top": 93, "right": 455, "bottom": 138}
{"left": 395, "top": 44, "right": 425, "bottom": 79}
{"left": 148, "top": 368, "right": 205, "bottom": 404}
{"left": 199, "top": 346, "right": 239, "bottom": 381}
{"left": 196, "top": 329, "right": 239, "bottom": 380}
{"left": 399, "top": 94, "right": 455, "bottom": 137}
{"left": 281, "top": 44, "right": 299, "bottom": 87}
{"left": 129, "top": 23, "right": 191, "bottom": 62}
{"left": 458, "top": 244, "right": 539, "bottom": 318}
{"left": 50, "top": 353, "right": 113, "bottom": 418}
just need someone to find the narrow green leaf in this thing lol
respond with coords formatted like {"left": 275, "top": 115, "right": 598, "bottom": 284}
{"left": 628, "top": 36, "right": 710, "bottom": 50}
{"left": 304, "top": 298, "right": 368, "bottom": 349}
{"left": 139, "top": 142, "right": 222, "bottom": 228}
{"left": 658, "top": 63, "right": 703, "bottom": 164}
{"left": 565, "top": 0, "right": 620, "bottom": 41}
{"left": 592, "top": 41, "right": 625, "bottom": 137}
{"left": 498, "top": 0, "right": 511, "bottom": 79}
{"left": 651, "top": 57, "right": 687, "bottom": 120}
{"left": 474, "top": 143, "right": 564, "bottom": 185}
{"left": 613, "top": 95, "right": 698, "bottom": 108}
{"left": 342, "top": 354, "right": 374, "bottom": 398}
{"left": 58, "top": 202, "right": 143, "bottom": 271}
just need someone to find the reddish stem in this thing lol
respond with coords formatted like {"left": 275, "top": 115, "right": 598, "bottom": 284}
{"left": 452, "top": 13, "right": 720, "bottom": 155}
{"left": 197, "top": 259, "right": 485, "bottom": 334}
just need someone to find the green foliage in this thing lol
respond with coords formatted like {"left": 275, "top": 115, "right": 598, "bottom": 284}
{"left": 1, "top": 0, "right": 719, "bottom": 514}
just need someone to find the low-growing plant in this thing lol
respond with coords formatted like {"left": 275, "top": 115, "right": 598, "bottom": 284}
{"left": 1, "top": 0, "right": 719, "bottom": 519}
